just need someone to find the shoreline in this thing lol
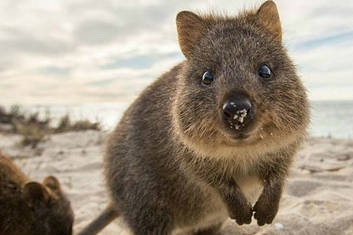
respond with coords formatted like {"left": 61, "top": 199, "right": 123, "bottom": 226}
{"left": 1, "top": 130, "right": 352, "bottom": 234}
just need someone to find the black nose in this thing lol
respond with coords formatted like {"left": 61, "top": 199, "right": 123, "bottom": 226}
{"left": 222, "top": 98, "right": 253, "bottom": 130}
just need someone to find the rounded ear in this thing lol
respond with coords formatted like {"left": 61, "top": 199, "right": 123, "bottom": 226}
{"left": 176, "top": 11, "right": 206, "bottom": 59}
{"left": 23, "top": 182, "right": 49, "bottom": 208}
{"left": 256, "top": 0, "right": 282, "bottom": 42}
{"left": 43, "top": 176, "right": 61, "bottom": 193}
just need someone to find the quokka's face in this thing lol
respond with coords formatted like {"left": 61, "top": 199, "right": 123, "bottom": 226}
{"left": 173, "top": 1, "right": 309, "bottom": 156}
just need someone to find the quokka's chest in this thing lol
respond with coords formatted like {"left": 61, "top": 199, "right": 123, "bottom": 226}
{"left": 172, "top": 175, "right": 263, "bottom": 235}
{"left": 236, "top": 175, "right": 264, "bottom": 205}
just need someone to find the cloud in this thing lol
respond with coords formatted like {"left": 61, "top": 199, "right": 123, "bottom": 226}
{"left": 37, "top": 66, "right": 72, "bottom": 76}
{"left": 0, "top": 0, "right": 352, "bottom": 104}
{"left": 294, "top": 31, "right": 353, "bottom": 50}
{"left": 101, "top": 52, "right": 182, "bottom": 70}
{"left": 73, "top": 20, "right": 120, "bottom": 45}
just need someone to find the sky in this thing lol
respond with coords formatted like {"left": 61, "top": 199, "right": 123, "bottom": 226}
{"left": 0, "top": 0, "right": 352, "bottom": 105}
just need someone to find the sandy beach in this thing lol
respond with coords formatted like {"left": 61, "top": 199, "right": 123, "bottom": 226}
{"left": 1, "top": 130, "right": 352, "bottom": 235}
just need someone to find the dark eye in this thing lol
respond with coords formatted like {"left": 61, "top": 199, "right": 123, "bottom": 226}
{"left": 201, "top": 71, "right": 214, "bottom": 86}
{"left": 257, "top": 64, "right": 272, "bottom": 81}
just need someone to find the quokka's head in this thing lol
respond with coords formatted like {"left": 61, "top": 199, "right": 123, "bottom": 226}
{"left": 23, "top": 176, "right": 74, "bottom": 235}
{"left": 172, "top": 1, "right": 309, "bottom": 158}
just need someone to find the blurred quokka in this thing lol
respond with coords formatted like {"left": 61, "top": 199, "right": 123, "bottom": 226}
{"left": 79, "top": 1, "right": 309, "bottom": 234}
{"left": 0, "top": 152, "right": 74, "bottom": 235}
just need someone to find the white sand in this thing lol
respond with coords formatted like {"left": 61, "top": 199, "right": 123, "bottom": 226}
{"left": 1, "top": 131, "right": 352, "bottom": 235}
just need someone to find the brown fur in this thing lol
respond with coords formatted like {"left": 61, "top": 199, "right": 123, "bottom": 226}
{"left": 79, "top": 1, "right": 309, "bottom": 234}
{"left": 0, "top": 152, "right": 74, "bottom": 235}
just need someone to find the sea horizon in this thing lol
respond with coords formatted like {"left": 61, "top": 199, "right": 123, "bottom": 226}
{"left": 2, "top": 99, "right": 353, "bottom": 139}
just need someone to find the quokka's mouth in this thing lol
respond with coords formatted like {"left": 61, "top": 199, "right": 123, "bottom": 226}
{"left": 219, "top": 121, "right": 267, "bottom": 146}
{"left": 221, "top": 120, "right": 256, "bottom": 139}
{"left": 233, "top": 133, "right": 250, "bottom": 139}
{"left": 223, "top": 129, "right": 253, "bottom": 142}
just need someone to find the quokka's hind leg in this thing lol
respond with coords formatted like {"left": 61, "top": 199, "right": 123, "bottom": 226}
{"left": 125, "top": 209, "right": 173, "bottom": 235}
{"left": 193, "top": 223, "right": 223, "bottom": 235}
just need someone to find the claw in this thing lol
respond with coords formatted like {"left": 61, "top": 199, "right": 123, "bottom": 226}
{"left": 257, "top": 220, "right": 265, "bottom": 226}
{"left": 236, "top": 221, "right": 244, "bottom": 226}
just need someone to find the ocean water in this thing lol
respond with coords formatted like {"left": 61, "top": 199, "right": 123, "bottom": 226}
{"left": 6, "top": 100, "right": 353, "bottom": 139}
{"left": 310, "top": 100, "right": 353, "bottom": 139}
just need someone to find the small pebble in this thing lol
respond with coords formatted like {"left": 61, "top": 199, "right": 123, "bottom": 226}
{"left": 274, "top": 222, "right": 284, "bottom": 229}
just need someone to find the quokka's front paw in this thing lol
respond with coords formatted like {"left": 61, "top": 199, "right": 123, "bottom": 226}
{"left": 229, "top": 202, "right": 253, "bottom": 225}
{"left": 253, "top": 197, "right": 279, "bottom": 226}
